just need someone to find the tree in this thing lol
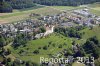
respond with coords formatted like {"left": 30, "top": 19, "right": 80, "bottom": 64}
{"left": 33, "top": 0, "right": 100, "bottom": 6}
{"left": 74, "top": 47, "right": 86, "bottom": 57}
{"left": 40, "top": 27, "right": 46, "bottom": 33}
{"left": 0, "top": 35, "right": 6, "bottom": 48}
{"left": 0, "top": 1, "right": 12, "bottom": 13}
{"left": 0, "top": 0, "right": 36, "bottom": 13}
{"left": 26, "top": 61, "right": 33, "bottom": 66}
{"left": 7, "top": 58, "right": 11, "bottom": 62}
{"left": 6, "top": 49, "right": 11, "bottom": 55}
{"left": 13, "top": 34, "right": 27, "bottom": 48}
{"left": 33, "top": 50, "right": 39, "bottom": 54}
{"left": 95, "top": 59, "right": 100, "bottom": 66}
{"left": 83, "top": 37, "right": 100, "bottom": 59}
{"left": 11, "top": 0, "right": 35, "bottom": 9}
{"left": 58, "top": 44, "right": 62, "bottom": 48}
{"left": 64, "top": 50, "right": 73, "bottom": 57}
{"left": 2, "top": 58, "right": 7, "bottom": 65}
{"left": 89, "top": 36, "right": 99, "bottom": 45}
{"left": 92, "top": 46, "right": 100, "bottom": 59}
{"left": 26, "top": 61, "right": 39, "bottom": 66}
{"left": 12, "top": 60, "right": 20, "bottom": 66}
{"left": 72, "top": 41, "right": 76, "bottom": 45}
{"left": 83, "top": 40, "right": 96, "bottom": 53}
{"left": 43, "top": 45, "right": 48, "bottom": 50}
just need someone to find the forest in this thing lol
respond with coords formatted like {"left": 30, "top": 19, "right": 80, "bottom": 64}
{"left": 0, "top": 0, "right": 100, "bottom": 13}
{"left": 0, "top": 0, "right": 35, "bottom": 13}
{"left": 33, "top": 0, "right": 100, "bottom": 6}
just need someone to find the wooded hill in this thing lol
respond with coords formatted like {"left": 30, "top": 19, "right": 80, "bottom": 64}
{"left": 0, "top": 0, "right": 35, "bottom": 13}
{"left": 33, "top": 0, "right": 100, "bottom": 6}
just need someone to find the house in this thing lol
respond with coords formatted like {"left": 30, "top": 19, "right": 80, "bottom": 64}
{"left": 35, "top": 33, "right": 44, "bottom": 39}
{"left": 73, "top": 9, "right": 90, "bottom": 16}
{"left": 61, "top": 22, "right": 74, "bottom": 27}
{"left": 96, "top": 16, "right": 100, "bottom": 22}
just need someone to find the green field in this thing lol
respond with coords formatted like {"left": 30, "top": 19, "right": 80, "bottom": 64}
{"left": 50, "top": 6, "right": 83, "bottom": 11}
{"left": 88, "top": 3, "right": 100, "bottom": 16}
{"left": 90, "top": 8, "right": 100, "bottom": 16}
{"left": 80, "top": 26, "right": 100, "bottom": 41}
{"left": 8, "top": 33, "right": 72, "bottom": 63}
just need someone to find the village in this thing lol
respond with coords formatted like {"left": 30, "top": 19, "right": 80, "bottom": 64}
{"left": 0, "top": 8, "right": 100, "bottom": 66}
{"left": 0, "top": 8, "right": 100, "bottom": 39}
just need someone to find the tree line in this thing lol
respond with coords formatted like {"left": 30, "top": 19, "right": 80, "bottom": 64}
{"left": 1, "top": 0, "right": 100, "bottom": 13}
{"left": 33, "top": 0, "right": 100, "bottom": 6}
{"left": 54, "top": 26, "right": 86, "bottom": 39}
{"left": 0, "top": 0, "right": 35, "bottom": 13}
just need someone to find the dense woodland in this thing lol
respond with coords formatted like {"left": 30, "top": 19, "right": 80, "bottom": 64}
{"left": 33, "top": 0, "right": 100, "bottom": 6}
{"left": 0, "top": 0, "right": 35, "bottom": 13}
{"left": 0, "top": 0, "right": 100, "bottom": 13}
